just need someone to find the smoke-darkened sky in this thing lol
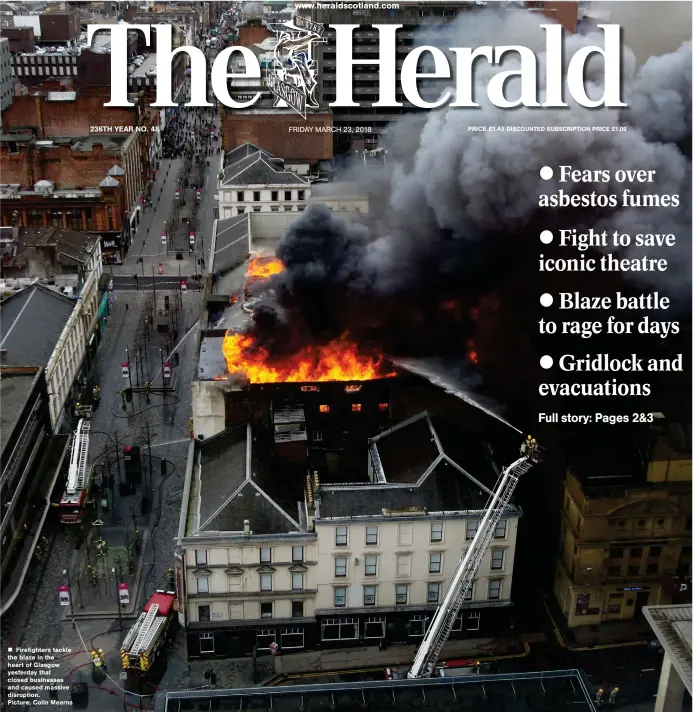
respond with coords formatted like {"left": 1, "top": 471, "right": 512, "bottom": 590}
{"left": 248, "top": 8, "right": 691, "bottom": 415}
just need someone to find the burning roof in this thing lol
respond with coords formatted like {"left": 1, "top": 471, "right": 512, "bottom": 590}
{"left": 221, "top": 330, "right": 395, "bottom": 383}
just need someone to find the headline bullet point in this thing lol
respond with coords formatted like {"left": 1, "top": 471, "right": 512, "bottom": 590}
{"left": 540, "top": 166, "right": 553, "bottom": 180}
{"left": 540, "top": 355, "right": 553, "bottom": 370}
{"left": 540, "top": 230, "right": 553, "bottom": 244}
{"left": 540, "top": 293, "right": 553, "bottom": 307}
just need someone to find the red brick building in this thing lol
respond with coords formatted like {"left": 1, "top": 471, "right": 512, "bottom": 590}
{"left": 221, "top": 111, "right": 334, "bottom": 164}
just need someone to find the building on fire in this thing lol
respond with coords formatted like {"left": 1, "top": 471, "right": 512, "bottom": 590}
{"left": 554, "top": 419, "right": 692, "bottom": 629}
{"left": 177, "top": 216, "right": 522, "bottom": 659}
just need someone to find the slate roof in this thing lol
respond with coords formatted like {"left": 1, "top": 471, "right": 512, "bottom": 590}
{"left": 0, "top": 285, "right": 75, "bottom": 367}
{"left": 224, "top": 142, "right": 267, "bottom": 165}
{"left": 317, "top": 412, "right": 518, "bottom": 520}
{"left": 194, "top": 425, "right": 300, "bottom": 536}
{"left": 213, "top": 213, "right": 250, "bottom": 273}
{"left": 0, "top": 369, "right": 40, "bottom": 455}
{"left": 221, "top": 153, "right": 308, "bottom": 187}
{"left": 4, "top": 227, "right": 99, "bottom": 268}
{"left": 99, "top": 176, "right": 120, "bottom": 187}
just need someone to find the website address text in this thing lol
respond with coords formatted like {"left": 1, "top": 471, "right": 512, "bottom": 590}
{"left": 294, "top": 3, "right": 400, "bottom": 10}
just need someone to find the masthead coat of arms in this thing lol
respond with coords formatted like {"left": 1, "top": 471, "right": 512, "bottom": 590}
{"left": 266, "top": 14, "right": 326, "bottom": 119}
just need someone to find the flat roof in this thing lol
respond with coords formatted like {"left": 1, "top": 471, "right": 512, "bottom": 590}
{"left": 70, "top": 135, "right": 130, "bottom": 151}
{"left": 166, "top": 668, "right": 598, "bottom": 711}
{"left": 0, "top": 369, "right": 40, "bottom": 455}
{"left": 643, "top": 605, "right": 692, "bottom": 695}
{"left": 130, "top": 54, "right": 157, "bottom": 79}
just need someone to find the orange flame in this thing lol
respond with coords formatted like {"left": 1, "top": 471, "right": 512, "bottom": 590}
{"left": 246, "top": 256, "right": 284, "bottom": 280}
{"left": 466, "top": 338, "right": 479, "bottom": 365}
{"left": 222, "top": 331, "right": 396, "bottom": 383}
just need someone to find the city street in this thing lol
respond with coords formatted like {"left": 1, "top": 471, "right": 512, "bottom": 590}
{"left": 0, "top": 69, "right": 222, "bottom": 712}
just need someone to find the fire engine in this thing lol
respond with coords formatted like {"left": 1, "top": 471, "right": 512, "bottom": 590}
{"left": 58, "top": 418, "right": 95, "bottom": 524}
{"left": 385, "top": 436, "right": 541, "bottom": 680}
{"left": 120, "top": 591, "right": 177, "bottom": 672}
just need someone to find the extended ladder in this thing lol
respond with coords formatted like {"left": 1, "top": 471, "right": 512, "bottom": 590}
{"left": 122, "top": 612, "right": 147, "bottom": 653}
{"left": 409, "top": 446, "right": 539, "bottom": 679}
{"left": 67, "top": 419, "right": 91, "bottom": 493}
{"left": 130, "top": 604, "right": 159, "bottom": 654}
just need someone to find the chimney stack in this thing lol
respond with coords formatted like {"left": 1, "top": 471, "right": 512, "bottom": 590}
{"left": 243, "top": 519, "right": 250, "bottom": 535}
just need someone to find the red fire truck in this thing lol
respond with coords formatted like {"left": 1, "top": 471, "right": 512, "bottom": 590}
{"left": 120, "top": 591, "right": 177, "bottom": 672}
{"left": 58, "top": 419, "right": 95, "bottom": 524}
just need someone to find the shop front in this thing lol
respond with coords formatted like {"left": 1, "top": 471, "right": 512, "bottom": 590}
{"left": 97, "top": 288, "right": 110, "bottom": 335}
{"left": 101, "top": 234, "right": 125, "bottom": 265}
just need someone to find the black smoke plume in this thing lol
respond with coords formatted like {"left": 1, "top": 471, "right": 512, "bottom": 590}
{"left": 247, "top": 9, "right": 691, "bottom": 414}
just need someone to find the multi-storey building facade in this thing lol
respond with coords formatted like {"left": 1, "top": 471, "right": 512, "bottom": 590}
{"left": 311, "top": 2, "right": 579, "bottom": 152}
{"left": 554, "top": 421, "right": 692, "bottom": 628}
{"left": 178, "top": 405, "right": 522, "bottom": 658}
{"left": 0, "top": 36, "right": 12, "bottom": 110}
{"left": 0, "top": 365, "right": 70, "bottom": 616}
{"left": 0, "top": 228, "right": 103, "bottom": 430}
{"left": 217, "top": 143, "right": 369, "bottom": 221}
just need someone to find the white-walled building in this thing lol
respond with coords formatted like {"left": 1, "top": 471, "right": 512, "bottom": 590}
{"left": 177, "top": 405, "right": 521, "bottom": 659}
{"left": 311, "top": 412, "right": 520, "bottom": 644}
{"left": 217, "top": 143, "right": 369, "bottom": 221}
{"left": 0, "top": 228, "right": 102, "bottom": 431}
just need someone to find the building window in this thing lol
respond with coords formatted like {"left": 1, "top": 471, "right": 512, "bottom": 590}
{"left": 198, "top": 605, "right": 211, "bottom": 622}
{"left": 429, "top": 552, "right": 442, "bottom": 574}
{"left": 395, "top": 584, "right": 408, "bottom": 605}
{"left": 292, "top": 601, "right": 304, "bottom": 618}
{"left": 609, "top": 547, "right": 624, "bottom": 559}
{"left": 237, "top": 207, "right": 245, "bottom": 214}
{"left": 253, "top": 191, "right": 261, "bottom": 201}
{"left": 430, "top": 522, "right": 443, "bottom": 542}
{"left": 281, "top": 628, "right": 304, "bottom": 650}
{"left": 271, "top": 190, "right": 278, "bottom": 201}
{"left": 627, "top": 565, "right": 640, "bottom": 576}
{"left": 199, "top": 632, "right": 214, "bottom": 653}
{"left": 335, "top": 556, "right": 348, "bottom": 577}
{"left": 335, "top": 526, "right": 348, "bottom": 546}
{"left": 649, "top": 546, "right": 662, "bottom": 558}
{"left": 196, "top": 576, "right": 209, "bottom": 594}
{"left": 608, "top": 565, "right": 622, "bottom": 576}
{"left": 646, "top": 563, "right": 659, "bottom": 575}
{"left": 321, "top": 618, "right": 358, "bottom": 641}
{"left": 365, "top": 526, "right": 378, "bottom": 545}
{"left": 363, "top": 585, "right": 376, "bottom": 606}
{"left": 466, "top": 520, "right": 479, "bottom": 540}
{"left": 260, "top": 602, "right": 273, "bottom": 619}
{"left": 409, "top": 614, "right": 428, "bottom": 637}
{"left": 488, "top": 579, "right": 502, "bottom": 600}
{"left": 398, "top": 523, "right": 413, "bottom": 546}
{"left": 252, "top": 206, "right": 260, "bottom": 212}
{"left": 629, "top": 548, "right": 643, "bottom": 559}
{"left": 256, "top": 629, "right": 276, "bottom": 650}
{"left": 427, "top": 582, "right": 440, "bottom": 603}
{"left": 364, "top": 555, "right": 377, "bottom": 576}
{"left": 237, "top": 191, "right": 244, "bottom": 201}
{"left": 270, "top": 205, "right": 280, "bottom": 212}
{"left": 284, "top": 190, "right": 292, "bottom": 200}
{"left": 451, "top": 611, "right": 464, "bottom": 631}
{"left": 494, "top": 520, "right": 507, "bottom": 539}
{"left": 364, "top": 616, "right": 385, "bottom": 639}
{"left": 467, "top": 611, "right": 481, "bottom": 631}
{"left": 298, "top": 190, "right": 305, "bottom": 200}
{"left": 320, "top": 404, "right": 330, "bottom": 413}
{"left": 195, "top": 550, "right": 207, "bottom": 565}
{"left": 292, "top": 546, "right": 304, "bottom": 562}
{"left": 351, "top": 403, "right": 362, "bottom": 412}
{"left": 334, "top": 587, "right": 347, "bottom": 607}
{"left": 260, "top": 573, "right": 273, "bottom": 591}
{"left": 396, "top": 553, "right": 411, "bottom": 577}
{"left": 313, "top": 431, "right": 323, "bottom": 441}
{"left": 491, "top": 549, "right": 505, "bottom": 570}
{"left": 292, "top": 572, "right": 304, "bottom": 590}
{"left": 260, "top": 547, "right": 272, "bottom": 563}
